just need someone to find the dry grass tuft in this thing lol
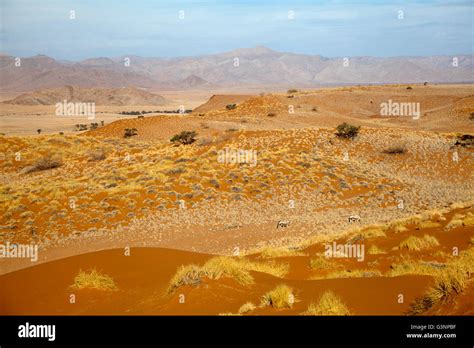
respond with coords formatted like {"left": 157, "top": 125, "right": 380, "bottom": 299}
{"left": 303, "top": 291, "right": 351, "bottom": 316}
{"left": 260, "top": 247, "right": 306, "bottom": 258}
{"left": 72, "top": 269, "right": 117, "bottom": 290}
{"left": 367, "top": 245, "right": 386, "bottom": 255}
{"left": 22, "top": 155, "right": 62, "bottom": 174}
{"left": 238, "top": 302, "right": 257, "bottom": 314}
{"left": 309, "top": 256, "right": 332, "bottom": 270}
{"left": 398, "top": 235, "right": 439, "bottom": 251}
{"left": 311, "top": 268, "right": 382, "bottom": 280}
{"left": 409, "top": 248, "right": 474, "bottom": 314}
{"left": 261, "top": 284, "right": 295, "bottom": 309}
{"left": 387, "top": 260, "right": 445, "bottom": 277}
{"left": 167, "top": 256, "right": 288, "bottom": 294}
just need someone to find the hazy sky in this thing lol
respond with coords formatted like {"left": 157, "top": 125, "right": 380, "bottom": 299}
{"left": 1, "top": 0, "right": 473, "bottom": 60}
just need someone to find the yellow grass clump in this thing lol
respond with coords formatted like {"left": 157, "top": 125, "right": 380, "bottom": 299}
{"left": 444, "top": 212, "right": 474, "bottom": 229}
{"left": 367, "top": 245, "right": 386, "bottom": 255}
{"left": 72, "top": 269, "right": 117, "bottom": 290}
{"left": 359, "top": 226, "right": 387, "bottom": 238}
{"left": 261, "top": 284, "right": 295, "bottom": 308}
{"left": 311, "top": 269, "right": 382, "bottom": 280}
{"left": 398, "top": 235, "right": 439, "bottom": 251}
{"left": 387, "top": 260, "right": 444, "bottom": 277}
{"left": 303, "top": 291, "right": 351, "bottom": 316}
{"left": 238, "top": 302, "right": 257, "bottom": 314}
{"left": 259, "top": 247, "right": 306, "bottom": 258}
{"left": 167, "top": 256, "right": 288, "bottom": 294}
{"left": 309, "top": 255, "right": 332, "bottom": 270}
{"left": 409, "top": 248, "right": 474, "bottom": 314}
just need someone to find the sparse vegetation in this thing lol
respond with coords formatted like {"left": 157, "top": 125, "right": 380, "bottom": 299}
{"left": 167, "top": 256, "right": 288, "bottom": 294}
{"left": 398, "top": 235, "right": 439, "bottom": 251}
{"left": 367, "top": 245, "right": 386, "bottom": 255}
{"left": 267, "top": 112, "right": 276, "bottom": 117}
{"left": 303, "top": 291, "right": 351, "bottom": 316}
{"left": 72, "top": 269, "right": 117, "bottom": 290}
{"left": 261, "top": 284, "right": 295, "bottom": 308}
{"left": 260, "top": 247, "right": 306, "bottom": 258}
{"left": 238, "top": 302, "right": 256, "bottom": 314}
{"left": 22, "top": 155, "right": 62, "bottom": 174}
{"left": 88, "top": 148, "right": 106, "bottom": 161}
{"left": 170, "top": 131, "right": 197, "bottom": 145}
{"left": 124, "top": 128, "right": 138, "bottom": 138}
{"left": 382, "top": 145, "right": 406, "bottom": 154}
{"left": 226, "top": 104, "right": 237, "bottom": 110}
{"left": 409, "top": 248, "right": 473, "bottom": 314}
{"left": 309, "top": 256, "right": 332, "bottom": 270}
{"left": 287, "top": 89, "right": 298, "bottom": 94}
{"left": 335, "top": 122, "right": 360, "bottom": 139}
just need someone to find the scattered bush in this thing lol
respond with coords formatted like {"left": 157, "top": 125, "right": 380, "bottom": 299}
{"left": 75, "top": 124, "right": 89, "bottom": 131}
{"left": 167, "top": 256, "right": 288, "bottom": 294}
{"left": 226, "top": 104, "right": 237, "bottom": 110}
{"left": 454, "top": 134, "right": 474, "bottom": 148}
{"left": 367, "top": 245, "right": 386, "bottom": 255}
{"left": 407, "top": 248, "right": 474, "bottom": 314}
{"left": 124, "top": 128, "right": 138, "bottom": 138}
{"left": 22, "top": 155, "right": 62, "bottom": 174}
{"left": 287, "top": 89, "right": 298, "bottom": 94}
{"left": 382, "top": 146, "right": 406, "bottom": 154}
{"left": 88, "top": 148, "right": 106, "bottom": 161}
{"left": 261, "top": 284, "right": 295, "bottom": 308}
{"left": 406, "top": 86, "right": 412, "bottom": 90}
{"left": 267, "top": 112, "right": 276, "bottom": 117}
{"left": 238, "top": 302, "right": 256, "bottom": 314}
{"left": 335, "top": 122, "right": 360, "bottom": 139}
{"left": 309, "top": 256, "right": 332, "bottom": 269}
{"left": 170, "top": 131, "right": 197, "bottom": 145}
{"left": 398, "top": 234, "right": 439, "bottom": 251}
{"left": 72, "top": 269, "right": 117, "bottom": 290}
{"left": 303, "top": 291, "right": 351, "bottom": 315}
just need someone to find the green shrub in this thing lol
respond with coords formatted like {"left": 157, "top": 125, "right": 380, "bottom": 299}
{"left": 170, "top": 131, "right": 197, "bottom": 145}
{"left": 124, "top": 128, "right": 138, "bottom": 138}
{"left": 335, "top": 122, "right": 360, "bottom": 139}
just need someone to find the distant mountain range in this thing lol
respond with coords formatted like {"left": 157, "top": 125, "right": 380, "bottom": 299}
{"left": 3, "top": 86, "right": 167, "bottom": 106}
{"left": 1, "top": 46, "right": 472, "bottom": 92}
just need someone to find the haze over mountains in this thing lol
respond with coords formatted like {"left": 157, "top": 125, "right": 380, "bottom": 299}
{"left": 3, "top": 86, "right": 167, "bottom": 106}
{"left": 1, "top": 46, "right": 472, "bottom": 92}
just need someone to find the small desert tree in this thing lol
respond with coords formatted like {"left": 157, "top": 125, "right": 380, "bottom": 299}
{"left": 335, "top": 122, "right": 360, "bottom": 139}
{"left": 37, "top": 129, "right": 42, "bottom": 135}
{"left": 170, "top": 131, "right": 197, "bottom": 145}
{"left": 124, "top": 128, "right": 138, "bottom": 138}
